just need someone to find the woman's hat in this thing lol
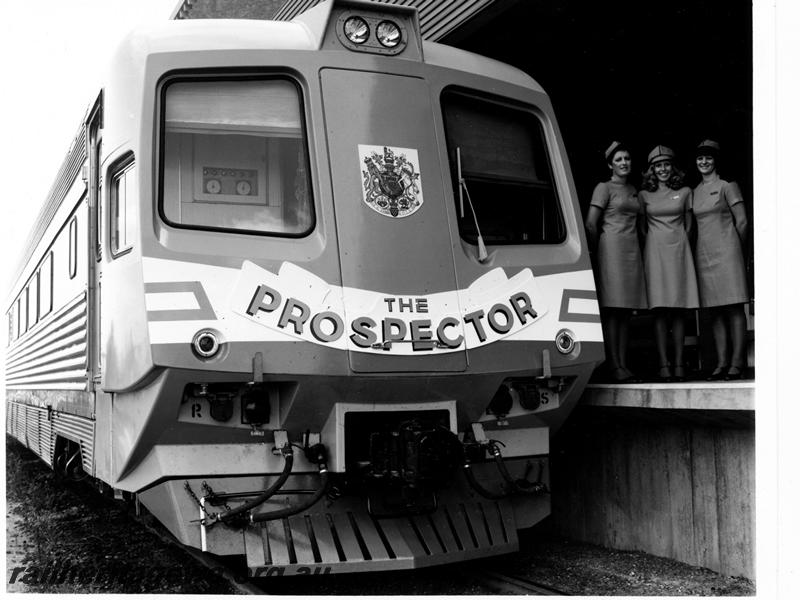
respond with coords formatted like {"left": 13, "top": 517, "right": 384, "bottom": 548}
{"left": 647, "top": 145, "right": 674, "bottom": 165}
{"left": 696, "top": 139, "right": 720, "bottom": 157}
{"left": 604, "top": 141, "right": 626, "bottom": 162}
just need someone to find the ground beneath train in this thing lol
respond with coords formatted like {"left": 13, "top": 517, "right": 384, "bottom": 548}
{"left": 6, "top": 439, "right": 754, "bottom": 595}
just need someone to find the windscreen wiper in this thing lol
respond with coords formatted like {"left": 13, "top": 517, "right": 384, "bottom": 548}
{"left": 457, "top": 147, "right": 488, "bottom": 262}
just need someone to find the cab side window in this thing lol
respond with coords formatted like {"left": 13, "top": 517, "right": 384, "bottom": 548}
{"left": 68, "top": 217, "right": 78, "bottom": 278}
{"left": 111, "top": 160, "right": 136, "bottom": 255}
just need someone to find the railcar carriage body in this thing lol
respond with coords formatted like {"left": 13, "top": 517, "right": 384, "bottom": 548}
{"left": 6, "top": 0, "right": 602, "bottom": 575}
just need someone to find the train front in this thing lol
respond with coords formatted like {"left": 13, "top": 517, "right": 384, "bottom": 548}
{"left": 101, "top": 0, "right": 602, "bottom": 575}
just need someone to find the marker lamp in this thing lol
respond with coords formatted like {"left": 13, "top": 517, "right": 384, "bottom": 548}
{"left": 192, "top": 329, "right": 220, "bottom": 358}
{"left": 376, "top": 20, "right": 401, "bottom": 48}
{"left": 343, "top": 16, "right": 369, "bottom": 44}
{"left": 555, "top": 329, "right": 576, "bottom": 355}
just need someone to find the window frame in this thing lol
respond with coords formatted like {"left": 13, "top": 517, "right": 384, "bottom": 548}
{"left": 157, "top": 73, "right": 316, "bottom": 239}
{"left": 39, "top": 251, "right": 53, "bottom": 318}
{"left": 68, "top": 216, "right": 78, "bottom": 279}
{"left": 31, "top": 272, "right": 40, "bottom": 326}
{"left": 15, "top": 298, "right": 21, "bottom": 338}
{"left": 109, "top": 154, "right": 136, "bottom": 258}
{"left": 440, "top": 87, "right": 567, "bottom": 247}
{"left": 23, "top": 286, "right": 30, "bottom": 333}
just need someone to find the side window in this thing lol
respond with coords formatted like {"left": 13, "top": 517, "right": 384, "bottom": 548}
{"left": 39, "top": 252, "right": 53, "bottom": 318}
{"left": 24, "top": 287, "right": 30, "bottom": 333}
{"left": 111, "top": 160, "right": 136, "bottom": 255}
{"left": 441, "top": 90, "right": 565, "bottom": 245}
{"left": 15, "top": 298, "right": 21, "bottom": 338}
{"left": 30, "top": 273, "right": 40, "bottom": 326}
{"left": 69, "top": 217, "right": 78, "bottom": 279}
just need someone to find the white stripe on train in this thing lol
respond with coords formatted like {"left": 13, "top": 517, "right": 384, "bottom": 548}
{"left": 142, "top": 257, "right": 602, "bottom": 350}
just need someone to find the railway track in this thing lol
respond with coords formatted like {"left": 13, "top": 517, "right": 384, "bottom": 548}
{"left": 136, "top": 508, "right": 569, "bottom": 595}
{"left": 133, "top": 510, "right": 261, "bottom": 595}
{"left": 475, "top": 569, "right": 567, "bottom": 595}
{"left": 144, "top": 514, "right": 568, "bottom": 596}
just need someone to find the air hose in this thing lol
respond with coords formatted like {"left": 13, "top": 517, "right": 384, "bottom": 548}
{"left": 489, "top": 442, "right": 548, "bottom": 495}
{"left": 462, "top": 461, "right": 508, "bottom": 499}
{"left": 215, "top": 444, "right": 294, "bottom": 524}
{"left": 462, "top": 440, "right": 548, "bottom": 499}
{"left": 250, "top": 466, "right": 330, "bottom": 523}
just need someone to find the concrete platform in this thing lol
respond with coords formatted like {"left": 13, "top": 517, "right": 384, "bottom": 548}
{"left": 584, "top": 381, "right": 755, "bottom": 410}
{"left": 580, "top": 382, "right": 755, "bottom": 428}
{"left": 550, "top": 382, "right": 755, "bottom": 579}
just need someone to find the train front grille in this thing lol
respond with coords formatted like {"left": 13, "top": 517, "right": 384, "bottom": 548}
{"left": 238, "top": 495, "right": 518, "bottom": 575}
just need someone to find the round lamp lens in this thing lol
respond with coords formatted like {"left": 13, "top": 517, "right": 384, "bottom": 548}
{"left": 555, "top": 329, "right": 576, "bottom": 355}
{"left": 376, "top": 20, "right": 401, "bottom": 47}
{"left": 192, "top": 330, "right": 220, "bottom": 358}
{"left": 344, "top": 16, "right": 369, "bottom": 44}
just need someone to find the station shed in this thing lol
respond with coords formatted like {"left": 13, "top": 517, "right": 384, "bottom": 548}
{"left": 172, "top": 0, "right": 756, "bottom": 580}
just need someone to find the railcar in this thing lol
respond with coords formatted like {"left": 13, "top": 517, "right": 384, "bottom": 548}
{"left": 5, "top": 0, "right": 602, "bottom": 575}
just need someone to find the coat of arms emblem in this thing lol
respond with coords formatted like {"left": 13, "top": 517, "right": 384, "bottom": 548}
{"left": 359, "top": 145, "right": 423, "bottom": 218}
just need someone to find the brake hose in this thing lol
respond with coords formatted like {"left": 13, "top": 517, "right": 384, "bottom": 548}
{"left": 462, "top": 460, "right": 509, "bottom": 500}
{"left": 216, "top": 444, "right": 294, "bottom": 524}
{"left": 489, "top": 442, "right": 548, "bottom": 495}
{"left": 250, "top": 466, "right": 330, "bottom": 523}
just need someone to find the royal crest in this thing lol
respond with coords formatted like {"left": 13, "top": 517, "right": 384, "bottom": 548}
{"left": 359, "top": 145, "right": 423, "bottom": 218}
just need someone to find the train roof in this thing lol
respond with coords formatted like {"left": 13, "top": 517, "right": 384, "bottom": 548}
{"left": 6, "top": 12, "right": 543, "bottom": 306}
{"left": 107, "top": 15, "right": 541, "bottom": 91}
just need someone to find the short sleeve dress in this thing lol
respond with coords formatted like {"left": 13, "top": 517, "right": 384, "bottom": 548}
{"left": 640, "top": 186, "right": 699, "bottom": 309}
{"left": 691, "top": 179, "right": 749, "bottom": 307}
{"left": 590, "top": 181, "right": 647, "bottom": 309}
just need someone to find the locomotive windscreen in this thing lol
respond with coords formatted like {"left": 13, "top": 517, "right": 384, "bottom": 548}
{"left": 442, "top": 90, "right": 566, "bottom": 245}
{"left": 160, "top": 78, "right": 313, "bottom": 236}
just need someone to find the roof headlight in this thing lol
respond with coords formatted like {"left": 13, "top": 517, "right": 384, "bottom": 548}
{"left": 343, "top": 16, "right": 370, "bottom": 44}
{"left": 376, "top": 20, "right": 402, "bottom": 48}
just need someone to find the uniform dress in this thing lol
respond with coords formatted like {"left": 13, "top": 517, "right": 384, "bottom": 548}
{"left": 640, "top": 186, "right": 699, "bottom": 308}
{"left": 590, "top": 181, "right": 647, "bottom": 308}
{"left": 691, "top": 178, "right": 749, "bottom": 306}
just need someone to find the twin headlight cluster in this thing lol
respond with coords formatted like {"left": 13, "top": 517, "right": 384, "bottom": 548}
{"left": 342, "top": 15, "right": 402, "bottom": 48}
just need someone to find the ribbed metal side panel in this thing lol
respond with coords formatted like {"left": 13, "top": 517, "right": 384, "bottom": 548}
{"left": 242, "top": 497, "right": 517, "bottom": 573}
{"left": 9, "top": 126, "right": 86, "bottom": 291}
{"left": 6, "top": 403, "right": 55, "bottom": 465}
{"left": 274, "top": 0, "right": 497, "bottom": 41}
{"left": 53, "top": 412, "right": 95, "bottom": 474}
{"left": 383, "top": 0, "right": 495, "bottom": 40}
{"left": 5, "top": 294, "right": 88, "bottom": 390}
{"left": 25, "top": 410, "right": 38, "bottom": 450}
{"left": 7, "top": 402, "right": 22, "bottom": 440}
{"left": 16, "top": 403, "right": 26, "bottom": 443}
{"left": 274, "top": 0, "right": 318, "bottom": 20}
{"left": 39, "top": 410, "right": 54, "bottom": 466}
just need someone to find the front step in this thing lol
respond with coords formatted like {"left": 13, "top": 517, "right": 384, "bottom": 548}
{"left": 238, "top": 496, "right": 518, "bottom": 576}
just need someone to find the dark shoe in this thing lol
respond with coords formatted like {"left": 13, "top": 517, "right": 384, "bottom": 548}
{"left": 611, "top": 367, "right": 632, "bottom": 383}
{"left": 622, "top": 367, "right": 642, "bottom": 383}
{"left": 673, "top": 365, "right": 687, "bottom": 382}
{"left": 725, "top": 366, "right": 743, "bottom": 381}
{"left": 706, "top": 365, "right": 729, "bottom": 381}
{"left": 658, "top": 365, "right": 673, "bottom": 382}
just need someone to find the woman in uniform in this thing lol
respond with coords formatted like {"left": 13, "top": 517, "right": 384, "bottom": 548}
{"left": 585, "top": 141, "right": 647, "bottom": 382}
{"left": 692, "top": 140, "right": 749, "bottom": 380}
{"left": 640, "top": 145, "right": 699, "bottom": 381}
